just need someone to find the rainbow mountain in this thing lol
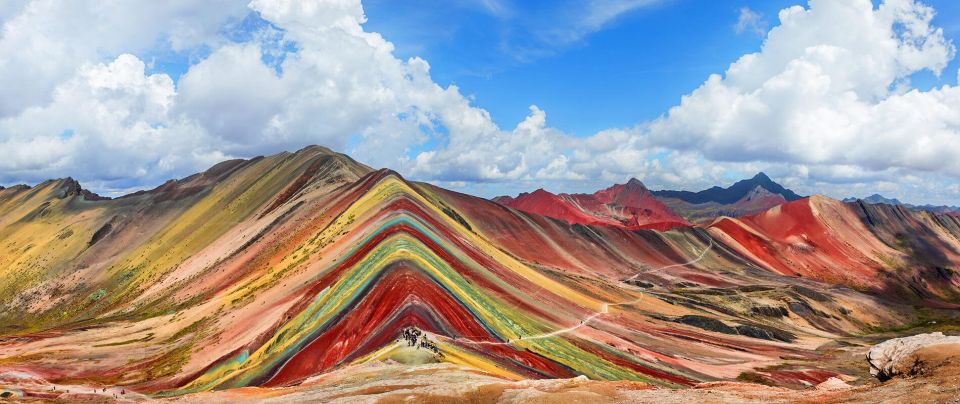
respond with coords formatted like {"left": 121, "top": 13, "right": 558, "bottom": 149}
{"left": 1, "top": 146, "right": 959, "bottom": 400}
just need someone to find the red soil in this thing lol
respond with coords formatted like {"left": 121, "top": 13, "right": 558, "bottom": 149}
{"left": 497, "top": 179, "right": 689, "bottom": 231}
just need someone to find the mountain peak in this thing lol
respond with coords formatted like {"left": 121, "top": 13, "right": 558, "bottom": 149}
{"left": 499, "top": 179, "right": 687, "bottom": 230}
{"left": 843, "top": 194, "right": 903, "bottom": 206}
{"left": 593, "top": 178, "right": 654, "bottom": 205}
{"left": 296, "top": 144, "right": 336, "bottom": 155}
{"left": 622, "top": 178, "right": 650, "bottom": 193}
{"left": 654, "top": 173, "right": 802, "bottom": 205}
{"left": 619, "top": 178, "right": 650, "bottom": 193}
{"left": 509, "top": 188, "right": 562, "bottom": 204}
{"left": 53, "top": 177, "right": 109, "bottom": 201}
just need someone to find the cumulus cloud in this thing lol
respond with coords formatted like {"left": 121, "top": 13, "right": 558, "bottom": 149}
{"left": 1, "top": 0, "right": 959, "bottom": 205}
{"left": 418, "top": 0, "right": 959, "bottom": 189}
{"left": 0, "top": 0, "right": 510, "bottom": 190}
{"left": 647, "top": 0, "right": 959, "bottom": 176}
{"left": 0, "top": 0, "right": 249, "bottom": 118}
{"left": 0, "top": 54, "right": 226, "bottom": 188}
{"left": 412, "top": 105, "right": 578, "bottom": 182}
{"left": 176, "top": 43, "right": 286, "bottom": 149}
{"left": 412, "top": 0, "right": 960, "bottom": 201}
{"left": 0, "top": 0, "right": 250, "bottom": 189}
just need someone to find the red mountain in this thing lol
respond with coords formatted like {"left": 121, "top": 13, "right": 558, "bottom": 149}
{"left": 494, "top": 178, "right": 689, "bottom": 231}
{"left": 708, "top": 195, "right": 960, "bottom": 302}
{"left": 3, "top": 147, "right": 960, "bottom": 401}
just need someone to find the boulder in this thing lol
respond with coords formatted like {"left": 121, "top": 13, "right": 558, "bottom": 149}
{"left": 867, "top": 332, "right": 960, "bottom": 380}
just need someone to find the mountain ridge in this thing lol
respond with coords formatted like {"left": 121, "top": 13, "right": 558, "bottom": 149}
{"left": 2, "top": 145, "right": 960, "bottom": 400}
{"left": 494, "top": 177, "right": 690, "bottom": 231}
{"left": 843, "top": 193, "right": 960, "bottom": 216}
{"left": 653, "top": 172, "right": 803, "bottom": 205}
{"left": 843, "top": 193, "right": 904, "bottom": 205}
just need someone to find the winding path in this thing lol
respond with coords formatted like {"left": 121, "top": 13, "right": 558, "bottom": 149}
{"left": 436, "top": 238, "right": 715, "bottom": 347}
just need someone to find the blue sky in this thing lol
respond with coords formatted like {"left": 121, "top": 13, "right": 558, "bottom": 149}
{"left": 363, "top": 0, "right": 960, "bottom": 135}
{"left": 2, "top": 0, "right": 960, "bottom": 205}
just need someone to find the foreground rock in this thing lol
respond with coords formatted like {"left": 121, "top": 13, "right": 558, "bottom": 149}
{"left": 5, "top": 358, "right": 960, "bottom": 403}
{"left": 161, "top": 360, "right": 960, "bottom": 403}
{"left": 867, "top": 332, "right": 960, "bottom": 380}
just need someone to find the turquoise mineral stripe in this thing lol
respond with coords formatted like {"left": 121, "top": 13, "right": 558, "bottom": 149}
{"left": 186, "top": 200, "right": 674, "bottom": 391}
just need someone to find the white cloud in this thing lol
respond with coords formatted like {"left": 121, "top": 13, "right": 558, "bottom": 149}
{"left": 1, "top": 0, "right": 959, "bottom": 206}
{"left": 646, "top": 0, "right": 959, "bottom": 174}
{"left": 0, "top": 54, "right": 225, "bottom": 185}
{"left": 242, "top": 0, "right": 505, "bottom": 168}
{"left": 411, "top": 105, "right": 573, "bottom": 181}
{"left": 0, "top": 0, "right": 249, "bottom": 118}
{"left": 462, "top": 0, "right": 512, "bottom": 18}
{"left": 411, "top": 0, "right": 960, "bottom": 203}
{"left": 579, "top": 0, "right": 663, "bottom": 33}
{"left": 176, "top": 43, "right": 286, "bottom": 149}
{"left": 480, "top": 0, "right": 666, "bottom": 63}
{"left": 0, "top": 1, "right": 28, "bottom": 25}
{"left": 0, "top": 0, "right": 250, "bottom": 188}
{"left": 734, "top": 7, "right": 766, "bottom": 35}
{"left": 532, "top": 0, "right": 663, "bottom": 47}
{"left": 0, "top": 0, "right": 525, "bottom": 190}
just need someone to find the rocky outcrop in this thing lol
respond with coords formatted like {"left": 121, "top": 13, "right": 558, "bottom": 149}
{"left": 815, "top": 377, "right": 851, "bottom": 391}
{"left": 56, "top": 177, "right": 110, "bottom": 201}
{"left": 867, "top": 332, "right": 960, "bottom": 380}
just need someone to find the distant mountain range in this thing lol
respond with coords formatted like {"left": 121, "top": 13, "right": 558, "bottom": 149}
{"left": 493, "top": 178, "right": 689, "bottom": 231}
{"left": 653, "top": 172, "right": 803, "bottom": 223}
{"left": 495, "top": 172, "right": 806, "bottom": 226}
{"left": 842, "top": 194, "right": 903, "bottom": 205}
{"left": 4, "top": 145, "right": 960, "bottom": 400}
{"left": 652, "top": 172, "right": 803, "bottom": 204}
{"left": 844, "top": 194, "right": 960, "bottom": 215}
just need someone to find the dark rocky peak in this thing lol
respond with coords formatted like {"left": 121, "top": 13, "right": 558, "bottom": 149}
{"left": 55, "top": 177, "right": 109, "bottom": 201}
